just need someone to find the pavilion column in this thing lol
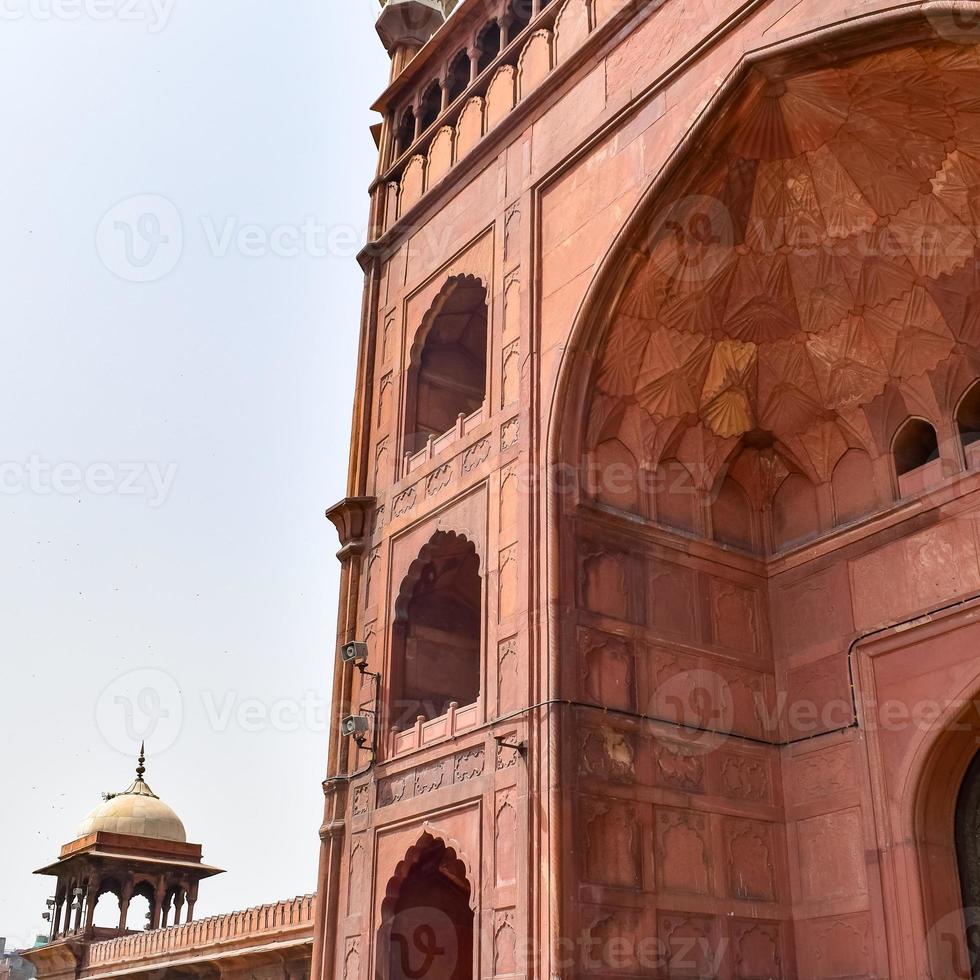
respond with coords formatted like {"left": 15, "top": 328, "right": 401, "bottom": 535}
{"left": 150, "top": 879, "right": 167, "bottom": 930}
{"left": 186, "top": 883, "right": 198, "bottom": 923}
{"left": 83, "top": 883, "right": 98, "bottom": 933}
{"left": 118, "top": 880, "right": 133, "bottom": 932}
{"left": 51, "top": 894, "right": 63, "bottom": 938}
{"left": 72, "top": 888, "right": 84, "bottom": 932}
{"left": 173, "top": 889, "right": 185, "bottom": 926}
{"left": 499, "top": 11, "right": 513, "bottom": 47}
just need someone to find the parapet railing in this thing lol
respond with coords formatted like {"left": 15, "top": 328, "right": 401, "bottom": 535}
{"left": 379, "top": 0, "right": 615, "bottom": 235}
{"left": 85, "top": 894, "right": 315, "bottom": 968}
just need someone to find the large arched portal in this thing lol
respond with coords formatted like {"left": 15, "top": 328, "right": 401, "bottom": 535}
{"left": 377, "top": 835, "right": 474, "bottom": 980}
{"left": 548, "top": 33, "right": 980, "bottom": 978}
{"left": 569, "top": 39, "right": 980, "bottom": 556}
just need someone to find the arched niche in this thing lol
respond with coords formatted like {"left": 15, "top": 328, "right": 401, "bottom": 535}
{"left": 832, "top": 448, "right": 878, "bottom": 527}
{"left": 377, "top": 833, "right": 475, "bottom": 980}
{"left": 772, "top": 473, "right": 820, "bottom": 551}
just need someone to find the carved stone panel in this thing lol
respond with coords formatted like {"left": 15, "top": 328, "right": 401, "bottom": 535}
{"left": 655, "top": 809, "right": 711, "bottom": 896}
{"left": 583, "top": 797, "right": 642, "bottom": 887}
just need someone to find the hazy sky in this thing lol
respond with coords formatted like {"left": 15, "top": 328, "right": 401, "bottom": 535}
{"left": 0, "top": 0, "right": 389, "bottom": 947}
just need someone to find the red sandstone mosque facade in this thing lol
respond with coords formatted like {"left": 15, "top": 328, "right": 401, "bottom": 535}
{"left": 27, "top": 1, "right": 980, "bottom": 977}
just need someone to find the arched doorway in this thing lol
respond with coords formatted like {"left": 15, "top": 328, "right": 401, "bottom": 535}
{"left": 956, "top": 752, "right": 980, "bottom": 978}
{"left": 377, "top": 835, "right": 474, "bottom": 980}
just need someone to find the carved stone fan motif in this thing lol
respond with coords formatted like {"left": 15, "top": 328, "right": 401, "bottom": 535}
{"left": 593, "top": 43, "right": 980, "bottom": 463}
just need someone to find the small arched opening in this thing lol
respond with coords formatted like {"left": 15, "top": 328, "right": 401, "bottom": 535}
{"left": 894, "top": 418, "right": 941, "bottom": 496}
{"left": 390, "top": 532, "right": 482, "bottom": 734}
{"left": 91, "top": 880, "right": 122, "bottom": 930}
{"left": 419, "top": 81, "right": 443, "bottom": 132}
{"left": 476, "top": 21, "right": 501, "bottom": 74}
{"left": 957, "top": 381, "right": 980, "bottom": 466}
{"left": 377, "top": 834, "right": 474, "bottom": 980}
{"left": 446, "top": 50, "right": 471, "bottom": 104}
{"left": 396, "top": 107, "right": 417, "bottom": 157}
{"left": 508, "top": 0, "right": 532, "bottom": 35}
{"left": 128, "top": 882, "right": 155, "bottom": 932}
{"left": 405, "top": 276, "right": 488, "bottom": 455}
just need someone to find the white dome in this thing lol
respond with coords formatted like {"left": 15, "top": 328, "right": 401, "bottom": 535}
{"left": 76, "top": 749, "right": 187, "bottom": 843}
{"left": 77, "top": 786, "right": 187, "bottom": 843}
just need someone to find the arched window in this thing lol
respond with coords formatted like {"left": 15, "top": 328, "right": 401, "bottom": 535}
{"left": 894, "top": 419, "right": 940, "bottom": 477}
{"left": 91, "top": 881, "right": 122, "bottom": 930}
{"left": 419, "top": 81, "right": 442, "bottom": 132}
{"left": 390, "top": 533, "right": 482, "bottom": 733}
{"left": 957, "top": 381, "right": 980, "bottom": 461}
{"left": 476, "top": 21, "right": 501, "bottom": 74}
{"left": 127, "top": 887, "right": 153, "bottom": 932}
{"left": 508, "top": 0, "right": 532, "bottom": 35}
{"left": 396, "top": 107, "right": 416, "bottom": 157}
{"left": 446, "top": 50, "right": 471, "bottom": 105}
{"left": 405, "top": 277, "right": 488, "bottom": 454}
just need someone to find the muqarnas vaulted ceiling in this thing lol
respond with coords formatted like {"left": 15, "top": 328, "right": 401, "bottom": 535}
{"left": 588, "top": 41, "right": 980, "bottom": 513}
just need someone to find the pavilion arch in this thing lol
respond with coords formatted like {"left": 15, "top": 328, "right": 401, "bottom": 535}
{"left": 376, "top": 831, "right": 475, "bottom": 980}
{"left": 405, "top": 275, "right": 489, "bottom": 455}
{"left": 389, "top": 530, "right": 483, "bottom": 734}
{"left": 90, "top": 877, "right": 123, "bottom": 930}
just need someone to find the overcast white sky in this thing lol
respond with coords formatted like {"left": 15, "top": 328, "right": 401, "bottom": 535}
{"left": 0, "top": 0, "right": 389, "bottom": 948}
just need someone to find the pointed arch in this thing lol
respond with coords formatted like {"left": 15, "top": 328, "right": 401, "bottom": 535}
{"left": 390, "top": 531, "right": 483, "bottom": 733}
{"left": 405, "top": 275, "right": 489, "bottom": 455}
{"left": 376, "top": 832, "right": 475, "bottom": 980}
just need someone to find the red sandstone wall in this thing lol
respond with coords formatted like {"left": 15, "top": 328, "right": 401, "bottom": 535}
{"left": 325, "top": 3, "right": 980, "bottom": 979}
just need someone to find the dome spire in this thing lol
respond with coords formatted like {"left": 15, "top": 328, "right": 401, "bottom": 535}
{"left": 135, "top": 741, "right": 146, "bottom": 783}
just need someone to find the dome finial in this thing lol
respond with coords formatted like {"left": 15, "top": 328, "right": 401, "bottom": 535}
{"left": 136, "top": 742, "right": 146, "bottom": 782}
